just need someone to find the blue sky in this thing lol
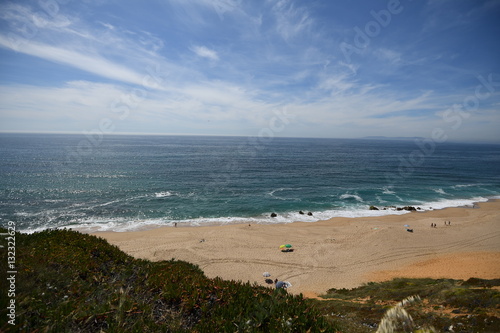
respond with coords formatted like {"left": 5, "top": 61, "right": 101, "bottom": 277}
{"left": 0, "top": 0, "right": 499, "bottom": 142}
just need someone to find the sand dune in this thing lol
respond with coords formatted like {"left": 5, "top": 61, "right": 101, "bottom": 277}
{"left": 95, "top": 200, "right": 500, "bottom": 296}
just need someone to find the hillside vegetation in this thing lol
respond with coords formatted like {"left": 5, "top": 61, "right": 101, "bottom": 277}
{"left": 315, "top": 277, "right": 500, "bottom": 332}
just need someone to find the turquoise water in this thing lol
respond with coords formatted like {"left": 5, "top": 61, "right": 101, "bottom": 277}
{"left": 1, "top": 133, "right": 499, "bottom": 232}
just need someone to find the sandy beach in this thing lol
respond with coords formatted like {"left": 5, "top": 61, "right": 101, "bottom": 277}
{"left": 95, "top": 200, "right": 500, "bottom": 297}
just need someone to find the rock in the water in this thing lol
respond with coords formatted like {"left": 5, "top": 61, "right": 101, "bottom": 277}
{"left": 307, "top": 212, "right": 313, "bottom": 216}
{"left": 299, "top": 210, "right": 305, "bottom": 215}
{"left": 271, "top": 213, "right": 277, "bottom": 218}
{"left": 369, "top": 205, "right": 379, "bottom": 210}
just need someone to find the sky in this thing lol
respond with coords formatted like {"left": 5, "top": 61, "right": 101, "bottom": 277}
{"left": 0, "top": 0, "right": 499, "bottom": 142}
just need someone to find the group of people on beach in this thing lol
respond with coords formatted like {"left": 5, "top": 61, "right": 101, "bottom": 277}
{"left": 430, "top": 221, "right": 452, "bottom": 228}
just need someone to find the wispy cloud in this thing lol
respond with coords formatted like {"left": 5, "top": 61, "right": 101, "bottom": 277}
{"left": 269, "top": 0, "right": 313, "bottom": 40}
{"left": 0, "top": 81, "right": 126, "bottom": 127}
{"left": 0, "top": 3, "right": 175, "bottom": 89}
{"left": 0, "top": 3, "right": 72, "bottom": 31}
{"left": 0, "top": 35, "right": 148, "bottom": 86}
{"left": 195, "top": 0, "right": 242, "bottom": 19}
{"left": 190, "top": 45, "right": 219, "bottom": 61}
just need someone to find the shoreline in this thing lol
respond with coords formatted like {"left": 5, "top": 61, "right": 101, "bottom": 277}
{"left": 94, "top": 199, "right": 500, "bottom": 296}
{"left": 76, "top": 195, "right": 497, "bottom": 234}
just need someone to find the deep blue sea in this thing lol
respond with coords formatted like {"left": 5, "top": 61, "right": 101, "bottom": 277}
{"left": 1, "top": 133, "right": 499, "bottom": 233}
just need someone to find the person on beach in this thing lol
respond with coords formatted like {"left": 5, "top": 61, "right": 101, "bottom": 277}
{"left": 275, "top": 281, "right": 286, "bottom": 289}
{"left": 275, "top": 279, "right": 287, "bottom": 289}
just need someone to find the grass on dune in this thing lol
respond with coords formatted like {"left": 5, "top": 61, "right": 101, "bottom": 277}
{"left": 314, "top": 277, "right": 500, "bottom": 333}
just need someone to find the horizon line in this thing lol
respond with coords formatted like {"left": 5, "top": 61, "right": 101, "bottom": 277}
{"left": 0, "top": 130, "right": 498, "bottom": 145}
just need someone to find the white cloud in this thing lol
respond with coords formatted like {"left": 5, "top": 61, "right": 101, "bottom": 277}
{"left": 0, "top": 82, "right": 125, "bottom": 128}
{"left": 0, "top": 3, "right": 177, "bottom": 90}
{"left": 190, "top": 45, "right": 219, "bottom": 61}
{"left": 0, "top": 2, "right": 75, "bottom": 43}
{"left": 99, "top": 22, "right": 115, "bottom": 30}
{"left": 0, "top": 35, "right": 147, "bottom": 87}
{"left": 270, "top": 0, "right": 313, "bottom": 40}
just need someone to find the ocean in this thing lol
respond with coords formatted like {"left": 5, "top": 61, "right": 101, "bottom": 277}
{"left": 1, "top": 133, "right": 499, "bottom": 233}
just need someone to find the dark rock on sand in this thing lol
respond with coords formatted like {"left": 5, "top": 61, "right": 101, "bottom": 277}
{"left": 397, "top": 206, "right": 417, "bottom": 211}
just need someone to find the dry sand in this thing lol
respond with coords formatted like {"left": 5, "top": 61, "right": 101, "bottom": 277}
{"left": 95, "top": 200, "right": 500, "bottom": 297}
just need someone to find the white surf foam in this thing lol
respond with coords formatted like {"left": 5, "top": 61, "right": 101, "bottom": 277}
{"left": 48, "top": 206, "right": 410, "bottom": 233}
{"left": 16, "top": 196, "right": 498, "bottom": 234}
{"left": 413, "top": 196, "right": 489, "bottom": 210}
{"left": 382, "top": 186, "right": 395, "bottom": 195}
{"left": 267, "top": 188, "right": 302, "bottom": 201}
{"left": 432, "top": 188, "right": 448, "bottom": 195}
{"left": 155, "top": 191, "right": 173, "bottom": 198}
{"left": 340, "top": 193, "right": 364, "bottom": 202}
